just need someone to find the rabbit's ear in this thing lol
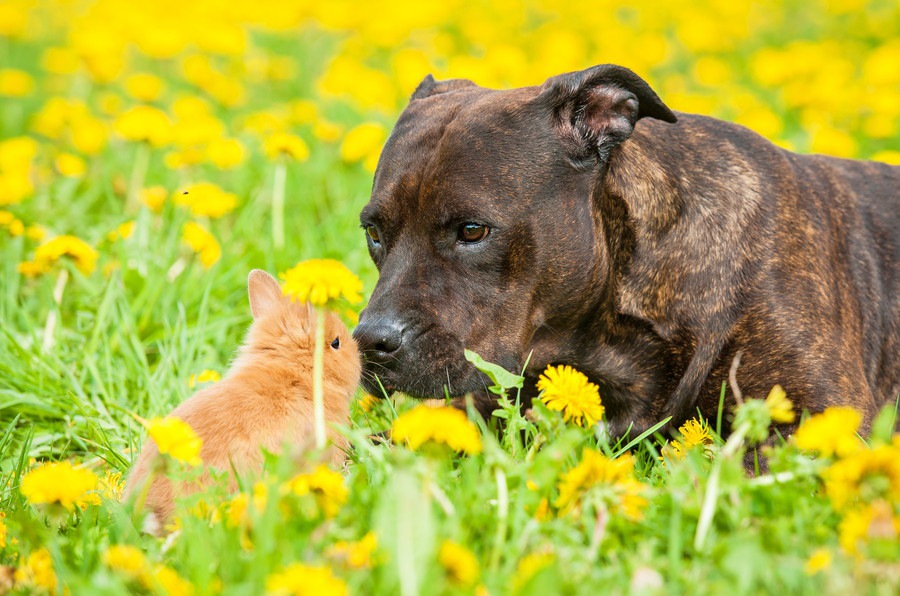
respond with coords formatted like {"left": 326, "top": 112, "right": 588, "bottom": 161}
{"left": 248, "top": 269, "right": 283, "bottom": 320}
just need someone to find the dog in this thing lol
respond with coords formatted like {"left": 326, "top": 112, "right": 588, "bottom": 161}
{"left": 353, "top": 64, "right": 899, "bottom": 439}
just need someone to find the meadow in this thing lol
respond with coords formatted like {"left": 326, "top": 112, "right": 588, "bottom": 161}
{"left": 1, "top": 0, "right": 899, "bottom": 593}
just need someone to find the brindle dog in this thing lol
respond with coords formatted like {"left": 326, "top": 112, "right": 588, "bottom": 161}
{"left": 354, "top": 64, "right": 899, "bottom": 439}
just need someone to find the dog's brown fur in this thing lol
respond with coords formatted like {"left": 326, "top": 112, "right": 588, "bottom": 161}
{"left": 127, "top": 270, "right": 361, "bottom": 527}
{"left": 354, "top": 64, "right": 898, "bottom": 439}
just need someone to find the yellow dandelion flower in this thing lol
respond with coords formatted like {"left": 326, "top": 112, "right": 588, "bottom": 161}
{"left": 114, "top": 105, "right": 172, "bottom": 147}
{"left": 312, "top": 121, "right": 343, "bottom": 143}
{"left": 357, "top": 393, "right": 379, "bottom": 413}
{"left": 18, "top": 260, "right": 50, "bottom": 277}
{"left": 26, "top": 224, "right": 47, "bottom": 241}
{"left": 8, "top": 218, "right": 23, "bottom": 236}
{"left": 339, "top": 122, "right": 387, "bottom": 171}
{"left": 264, "top": 131, "right": 310, "bottom": 161}
{"left": 33, "top": 234, "right": 98, "bottom": 275}
{"left": 143, "top": 416, "right": 203, "bottom": 466}
{"left": 764, "top": 385, "right": 795, "bottom": 424}
{"left": 14, "top": 548, "right": 57, "bottom": 593}
{"left": 0, "top": 513, "right": 7, "bottom": 548}
{"left": 537, "top": 364, "right": 604, "bottom": 427}
{"left": 205, "top": 137, "right": 245, "bottom": 169}
{"left": 182, "top": 222, "right": 221, "bottom": 268}
{"left": 391, "top": 405, "right": 483, "bottom": 455}
{"left": 290, "top": 99, "right": 318, "bottom": 124}
{"left": 69, "top": 114, "right": 108, "bottom": 155}
{"left": 439, "top": 540, "right": 480, "bottom": 587}
{"left": 0, "top": 68, "right": 34, "bottom": 97}
{"left": 804, "top": 548, "right": 832, "bottom": 575}
{"left": 151, "top": 564, "right": 193, "bottom": 596}
{"left": 837, "top": 500, "right": 899, "bottom": 555}
{"left": 327, "top": 532, "right": 378, "bottom": 569}
{"left": 140, "top": 186, "right": 167, "bottom": 213}
{"left": 0, "top": 136, "right": 38, "bottom": 168}
{"left": 55, "top": 152, "right": 87, "bottom": 178}
{"left": 680, "top": 418, "right": 713, "bottom": 447}
{"left": 555, "top": 449, "right": 647, "bottom": 520}
{"left": 533, "top": 497, "right": 552, "bottom": 521}
{"left": 103, "top": 545, "right": 148, "bottom": 579}
{"left": 266, "top": 563, "right": 348, "bottom": 596}
{"left": 279, "top": 259, "right": 362, "bottom": 307}
{"left": 20, "top": 460, "right": 99, "bottom": 510}
{"left": 0, "top": 170, "right": 34, "bottom": 205}
{"left": 822, "top": 444, "right": 900, "bottom": 510}
{"left": 99, "top": 470, "right": 125, "bottom": 500}
{"left": 188, "top": 369, "right": 221, "bottom": 388}
{"left": 512, "top": 553, "right": 555, "bottom": 594}
{"left": 174, "top": 182, "right": 238, "bottom": 218}
{"left": 124, "top": 73, "right": 165, "bottom": 102}
{"left": 284, "top": 465, "right": 348, "bottom": 518}
{"left": 41, "top": 47, "right": 79, "bottom": 75}
{"left": 794, "top": 407, "right": 863, "bottom": 457}
{"left": 107, "top": 221, "right": 134, "bottom": 243}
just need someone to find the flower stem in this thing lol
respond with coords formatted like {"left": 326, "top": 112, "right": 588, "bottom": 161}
{"left": 41, "top": 268, "right": 68, "bottom": 352}
{"left": 694, "top": 423, "right": 748, "bottom": 551}
{"left": 489, "top": 466, "right": 509, "bottom": 572}
{"left": 127, "top": 142, "right": 150, "bottom": 213}
{"left": 312, "top": 306, "right": 326, "bottom": 449}
{"left": 272, "top": 161, "right": 287, "bottom": 250}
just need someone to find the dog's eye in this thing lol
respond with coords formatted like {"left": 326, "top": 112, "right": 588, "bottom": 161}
{"left": 458, "top": 223, "right": 490, "bottom": 243}
{"left": 365, "top": 225, "right": 381, "bottom": 246}
{"left": 331, "top": 337, "right": 341, "bottom": 349}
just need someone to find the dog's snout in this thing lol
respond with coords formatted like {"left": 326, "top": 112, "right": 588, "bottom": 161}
{"left": 353, "top": 319, "right": 404, "bottom": 362}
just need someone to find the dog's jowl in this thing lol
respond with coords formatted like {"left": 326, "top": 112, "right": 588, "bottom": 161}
{"left": 354, "top": 64, "right": 899, "bottom": 438}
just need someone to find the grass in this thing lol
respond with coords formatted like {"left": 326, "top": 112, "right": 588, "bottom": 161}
{"left": 1, "top": 0, "right": 899, "bottom": 594}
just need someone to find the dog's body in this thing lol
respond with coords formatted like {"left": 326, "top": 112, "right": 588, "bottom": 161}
{"left": 354, "top": 65, "right": 899, "bottom": 437}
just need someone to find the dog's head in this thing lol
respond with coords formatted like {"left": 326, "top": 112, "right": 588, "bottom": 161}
{"left": 354, "top": 64, "right": 676, "bottom": 399}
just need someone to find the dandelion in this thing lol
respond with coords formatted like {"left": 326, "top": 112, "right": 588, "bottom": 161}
{"left": 794, "top": 407, "right": 863, "bottom": 457}
{"left": 537, "top": 364, "right": 604, "bottom": 427}
{"left": 357, "top": 393, "right": 379, "bottom": 413}
{"left": 99, "top": 470, "right": 125, "bottom": 500}
{"left": 140, "top": 186, "right": 167, "bottom": 212}
{"left": 804, "top": 548, "right": 832, "bottom": 575}
{"left": 327, "top": 532, "right": 378, "bottom": 569}
{"left": 392, "top": 405, "right": 483, "bottom": 455}
{"left": 263, "top": 131, "right": 310, "bottom": 161}
{"left": 103, "top": 545, "right": 148, "bottom": 579}
{"left": 174, "top": 182, "right": 238, "bottom": 218}
{"left": 284, "top": 465, "right": 348, "bottom": 518}
{"left": 263, "top": 131, "right": 309, "bottom": 250}
{"left": 266, "top": 563, "right": 348, "bottom": 596}
{"left": 205, "top": 137, "right": 245, "bottom": 169}
{"left": 439, "top": 540, "right": 480, "bottom": 587}
{"left": 188, "top": 369, "right": 221, "bottom": 388}
{"left": 124, "top": 73, "right": 165, "bottom": 102}
{"left": 55, "top": 153, "right": 87, "bottom": 177}
{"left": 32, "top": 234, "right": 98, "bottom": 275}
{"left": 20, "top": 460, "right": 99, "bottom": 510}
{"left": 151, "top": 564, "right": 193, "bottom": 596}
{"left": 555, "top": 449, "right": 647, "bottom": 520}
{"left": 107, "top": 221, "right": 135, "bottom": 243}
{"left": 0, "top": 68, "right": 34, "bottom": 97}
{"left": 18, "top": 260, "right": 50, "bottom": 277}
{"left": 14, "top": 548, "right": 57, "bottom": 594}
{"left": 764, "top": 384, "right": 795, "bottom": 424}
{"left": 142, "top": 416, "right": 203, "bottom": 466}
{"left": 114, "top": 105, "right": 172, "bottom": 147}
{"left": 339, "top": 122, "right": 386, "bottom": 172}
{"left": 280, "top": 259, "right": 363, "bottom": 307}
{"left": 26, "top": 224, "right": 47, "bottom": 241}
{"left": 822, "top": 444, "right": 900, "bottom": 510}
{"left": 666, "top": 418, "right": 713, "bottom": 459}
{"left": 0, "top": 512, "right": 7, "bottom": 548}
{"left": 181, "top": 222, "right": 221, "bottom": 268}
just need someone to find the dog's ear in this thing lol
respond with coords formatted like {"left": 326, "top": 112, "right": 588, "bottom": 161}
{"left": 411, "top": 74, "right": 477, "bottom": 100}
{"left": 248, "top": 269, "right": 283, "bottom": 320}
{"left": 538, "top": 64, "right": 676, "bottom": 163}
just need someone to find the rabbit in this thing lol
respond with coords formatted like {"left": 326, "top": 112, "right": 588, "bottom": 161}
{"left": 126, "top": 269, "right": 361, "bottom": 531}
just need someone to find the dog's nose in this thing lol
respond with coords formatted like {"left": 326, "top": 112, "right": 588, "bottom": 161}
{"left": 353, "top": 320, "right": 404, "bottom": 362}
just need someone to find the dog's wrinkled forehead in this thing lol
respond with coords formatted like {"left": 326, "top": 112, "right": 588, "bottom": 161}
{"left": 370, "top": 84, "right": 553, "bottom": 215}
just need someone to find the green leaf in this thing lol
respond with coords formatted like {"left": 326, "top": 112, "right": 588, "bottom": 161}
{"left": 464, "top": 349, "right": 524, "bottom": 396}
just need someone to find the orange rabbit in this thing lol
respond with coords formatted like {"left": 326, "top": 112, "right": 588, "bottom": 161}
{"left": 127, "top": 269, "right": 361, "bottom": 530}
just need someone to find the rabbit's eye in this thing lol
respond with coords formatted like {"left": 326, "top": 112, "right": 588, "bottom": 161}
{"left": 331, "top": 337, "right": 341, "bottom": 349}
